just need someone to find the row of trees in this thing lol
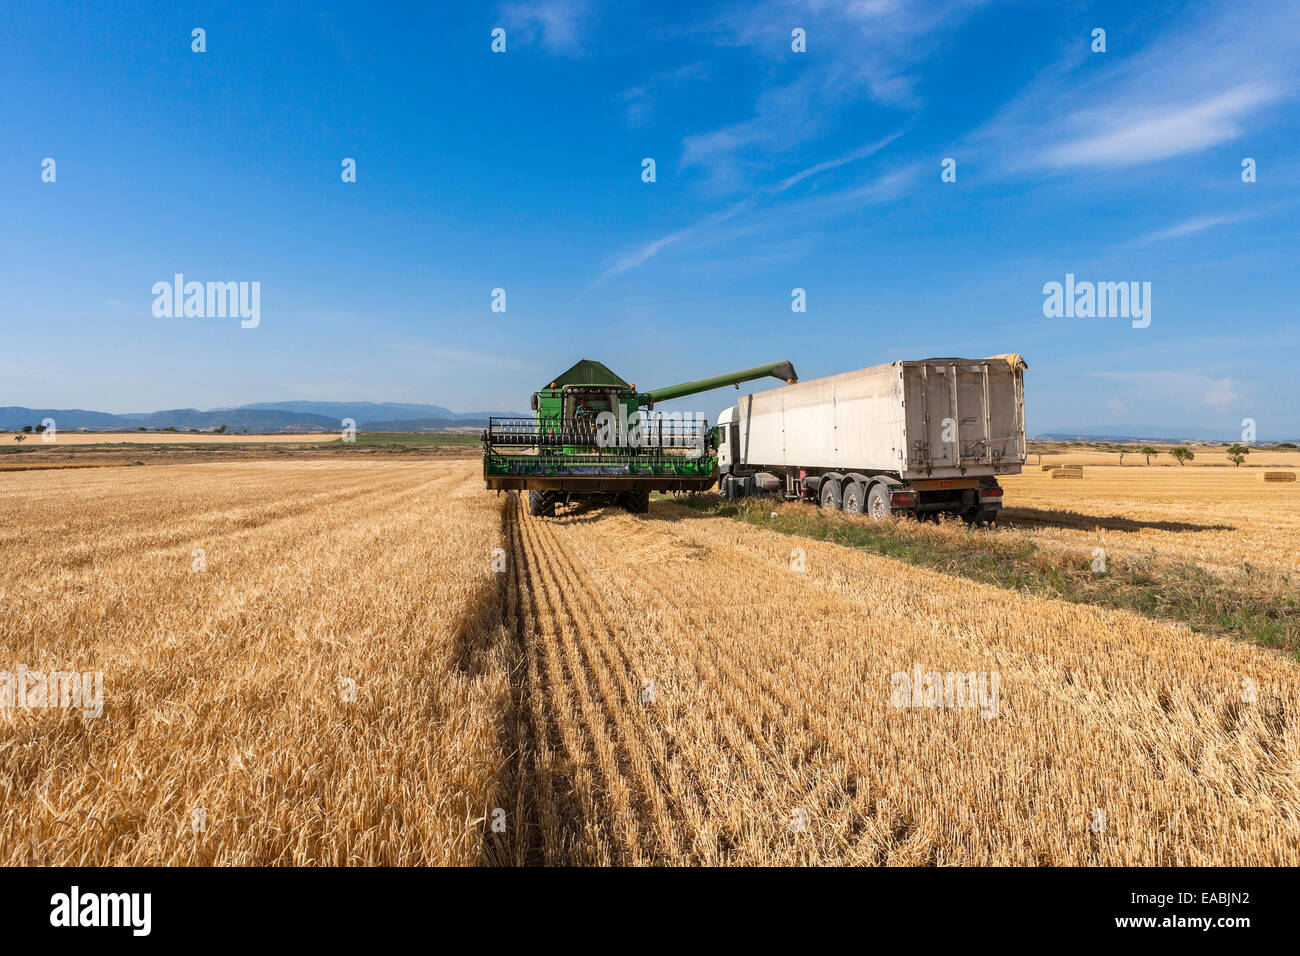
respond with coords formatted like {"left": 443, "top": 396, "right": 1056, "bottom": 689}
{"left": 1133, "top": 445, "right": 1252, "bottom": 466}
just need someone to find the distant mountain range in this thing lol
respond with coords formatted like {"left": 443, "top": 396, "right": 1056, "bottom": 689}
{"left": 4, "top": 405, "right": 1292, "bottom": 442}
{"left": 1034, "top": 426, "right": 1298, "bottom": 443}
{"left": 0, "top": 402, "right": 526, "bottom": 434}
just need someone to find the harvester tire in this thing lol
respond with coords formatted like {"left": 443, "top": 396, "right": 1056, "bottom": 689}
{"left": 528, "top": 490, "right": 557, "bottom": 517}
{"left": 622, "top": 490, "right": 650, "bottom": 514}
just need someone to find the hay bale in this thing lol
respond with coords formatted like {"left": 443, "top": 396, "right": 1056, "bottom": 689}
{"left": 1041, "top": 464, "right": 1060, "bottom": 471}
{"left": 1051, "top": 465, "right": 1083, "bottom": 479}
{"left": 1258, "top": 471, "right": 1297, "bottom": 482}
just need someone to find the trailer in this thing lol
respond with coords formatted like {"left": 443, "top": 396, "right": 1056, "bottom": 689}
{"left": 716, "top": 355, "right": 1028, "bottom": 524}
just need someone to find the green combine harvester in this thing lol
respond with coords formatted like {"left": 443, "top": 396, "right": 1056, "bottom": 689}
{"left": 483, "top": 359, "right": 797, "bottom": 515}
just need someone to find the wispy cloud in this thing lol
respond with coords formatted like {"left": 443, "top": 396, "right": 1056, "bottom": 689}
{"left": 680, "top": 0, "right": 982, "bottom": 189}
{"left": 1130, "top": 214, "right": 1239, "bottom": 246}
{"left": 589, "top": 202, "right": 755, "bottom": 287}
{"left": 967, "top": 1, "right": 1299, "bottom": 174}
{"left": 615, "top": 62, "right": 708, "bottom": 126}
{"left": 1090, "top": 370, "right": 1243, "bottom": 410}
{"left": 1036, "top": 83, "right": 1280, "bottom": 170}
{"left": 497, "top": 0, "right": 590, "bottom": 56}
{"left": 588, "top": 151, "right": 917, "bottom": 287}
{"left": 772, "top": 132, "right": 902, "bottom": 193}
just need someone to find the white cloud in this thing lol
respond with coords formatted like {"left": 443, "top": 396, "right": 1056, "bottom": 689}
{"left": 1131, "top": 214, "right": 1238, "bottom": 246}
{"left": 1106, "top": 398, "right": 1125, "bottom": 415}
{"left": 497, "top": 0, "right": 590, "bottom": 55}
{"left": 1202, "top": 378, "right": 1238, "bottom": 408}
{"left": 616, "top": 62, "right": 708, "bottom": 126}
{"left": 966, "top": 1, "right": 1300, "bottom": 175}
{"left": 588, "top": 158, "right": 916, "bottom": 286}
{"left": 680, "top": 0, "right": 983, "bottom": 187}
{"left": 1090, "top": 370, "right": 1244, "bottom": 411}
{"left": 772, "top": 132, "right": 902, "bottom": 193}
{"left": 1036, "top": 84, "right": 1280, "bottom": 169}
{"left": 589, "top": 202, "right": 754, "bottom": 287}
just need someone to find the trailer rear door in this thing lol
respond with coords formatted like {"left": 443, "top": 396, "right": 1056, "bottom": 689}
{"left": 901, "top": 359, "right": 1025, "bottom": 478}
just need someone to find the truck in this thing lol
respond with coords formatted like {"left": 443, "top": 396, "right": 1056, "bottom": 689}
{"left": 482, "top": 358, "right": 798, "bottom": 516}
{"left": 716, "top": 355, "right": 1028, "bottom": 525}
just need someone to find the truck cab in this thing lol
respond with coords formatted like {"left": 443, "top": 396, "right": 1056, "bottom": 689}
{"left": 716, "top": 406, "right": 737, "bottom": 475}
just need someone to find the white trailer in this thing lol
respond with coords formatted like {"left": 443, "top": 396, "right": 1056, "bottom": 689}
{"left": 715, "top": 355, "right": 1028, "bottom": 524}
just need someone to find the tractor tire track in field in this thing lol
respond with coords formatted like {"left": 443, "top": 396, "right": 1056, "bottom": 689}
{"left": 498, "top": 496, "right": 706, "bottom": 864}
{"left": 494, "top": 496, "right": 896, "bottom": 864}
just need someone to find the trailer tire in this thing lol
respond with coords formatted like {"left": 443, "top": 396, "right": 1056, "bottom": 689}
{"left": 819, "top": 478, "right": 842, "bottom": 511}
{"left": 866, "top": 484, "right": 891, "bottom": 521}
{"left": 528, "top": 490, "right": 556, "bottom": 517}
{"left": 963, "top": 507, "right": 997, "bottom": 527}
{"left": 842, "top": 481, "right": 865, "bottom": 514}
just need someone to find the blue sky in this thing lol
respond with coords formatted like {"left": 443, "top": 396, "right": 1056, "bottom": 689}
{"left": 2, "top": 0, "right": 1297, "bottom": 435}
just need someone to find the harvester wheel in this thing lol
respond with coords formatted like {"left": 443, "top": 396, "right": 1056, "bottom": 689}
{"left": 622, "top": 490, "right": 650, "bottom": 514}
{"left": 528, "top": 490, "right": 557, "bottom": 517}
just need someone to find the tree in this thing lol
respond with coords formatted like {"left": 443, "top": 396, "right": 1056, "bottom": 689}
{"left": 1226, "top": 444, "right": 1250, "bottom": 467}
{"left": 21, "top": 425, "right": 32, "bottom": 434}
{"left": 13, "top": 434, "right": 26, "bottom": 443}
{"left": 214, "top": 424, "right": 227, "bottom": 434}
{"left": 1170, "top": 447, "right": 1194, "bottom": 466}
{"left": 1139, "top": 445, "right": 1158, "bottom": 465}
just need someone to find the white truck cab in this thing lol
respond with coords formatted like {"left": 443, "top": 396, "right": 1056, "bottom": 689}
{"left": 716, "top": 406, "right": 736, "bottom": 474}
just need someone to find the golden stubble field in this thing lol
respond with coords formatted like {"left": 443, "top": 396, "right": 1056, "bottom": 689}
{"left": 1001, "top": 465, "right": 1300, "bottom": 575}
{"left": 5, "top": 432, "right": 342, "bottom": 445}
{"left": 1, "top": 458, "right": 1297, "bottom": 865}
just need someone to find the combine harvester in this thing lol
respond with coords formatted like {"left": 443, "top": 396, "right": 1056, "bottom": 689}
{"left": 482, "top": 359, "right": 797, "bottom": 515}
{"left": 483, "top": 354, "right": 1028, "bottom": 525}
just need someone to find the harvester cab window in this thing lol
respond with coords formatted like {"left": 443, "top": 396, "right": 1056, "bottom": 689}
{"left": 565, "top": 388, "right": 617, "bottom": 420}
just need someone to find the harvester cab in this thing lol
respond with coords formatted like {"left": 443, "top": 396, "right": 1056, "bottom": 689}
{"left": 484, "top": 358, "right": 796, "bottom": 516}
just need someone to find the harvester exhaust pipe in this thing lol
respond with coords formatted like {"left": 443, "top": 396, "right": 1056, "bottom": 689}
{"left": 639, "top": 361, "right": 798, "bottom": 407}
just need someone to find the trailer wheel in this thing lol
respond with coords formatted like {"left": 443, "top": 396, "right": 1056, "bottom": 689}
{"left": 842, "top": 482, "right": 865, "bottom": 514}
{"left": 963, "top": 507, "right": 997, "bottom": 527}
{"left": 866, "top": 484, "right": 891, "bottom": 521}
{"left": 818, "top": 479, "right": 842, "bottom": 511}
{"left": 528, "top": 490, "right": 556, "bottom": 517}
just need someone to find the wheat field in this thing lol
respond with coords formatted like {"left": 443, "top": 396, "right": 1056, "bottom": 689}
{"left": 1, "top": 459, "right": 1297, "bottom": 865}
{"left": 1001, "top": 465, "right": 1300, "bottom": 574}
{"left": 4, "top": 432, "right": 342, "bottom": 445}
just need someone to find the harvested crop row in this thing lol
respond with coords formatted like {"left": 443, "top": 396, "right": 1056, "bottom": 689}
{"left": 521, "top": 498, "right": 1300, "bottom": 865}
